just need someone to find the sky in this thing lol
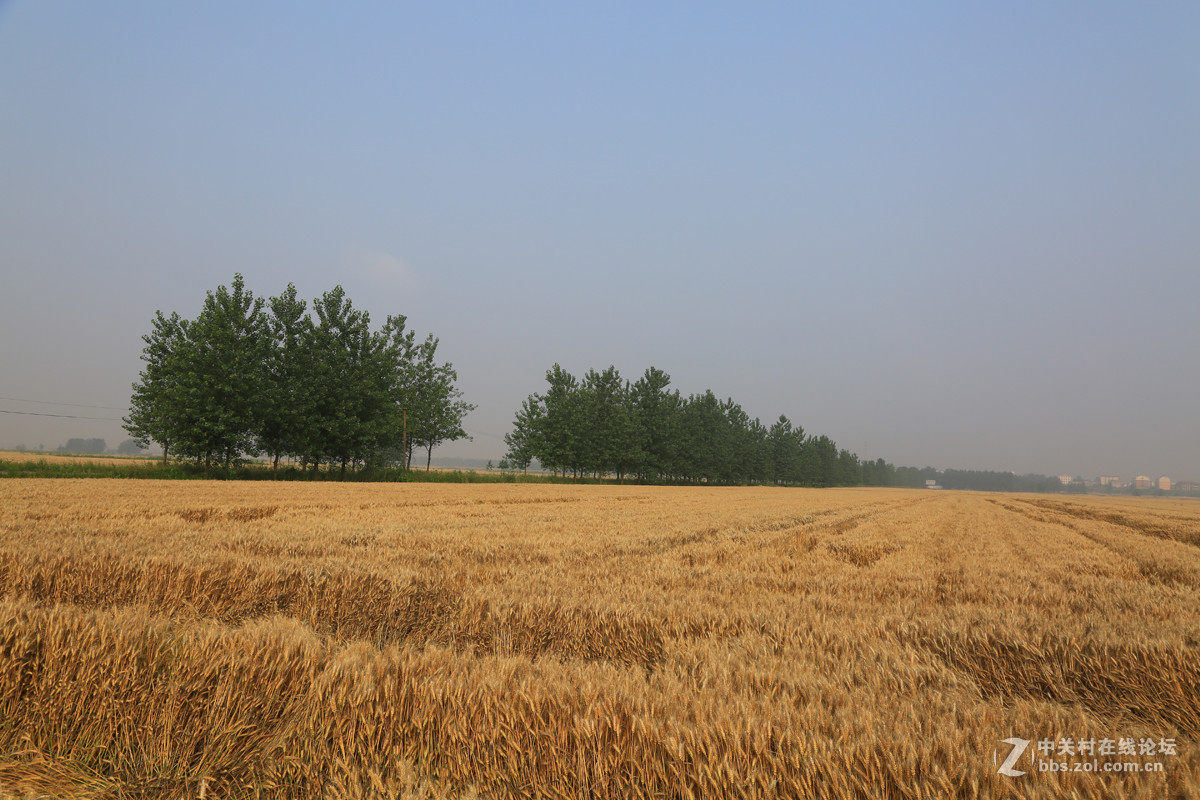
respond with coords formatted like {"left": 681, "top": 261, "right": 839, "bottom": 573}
{"left": 1, "top": 2, "right": 1197, "bottom": 480}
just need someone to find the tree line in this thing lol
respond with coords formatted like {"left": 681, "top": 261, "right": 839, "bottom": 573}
{"left": 55, "top": 438, "right": 144, "bottom": 455}
{"left": 123, "top": 275, "right": 473, "bottom": 477}
{"left": 890, "top": 466, "right": 1063, "bottom": 493}
{"left": 57, "top": 438, "right": 108, "bottom": 455}
{"left": 502, "top": 363, "right": 1067, "bottom": 492}
{"left": 502, "top": 364, "right": 878, "bottom": 485}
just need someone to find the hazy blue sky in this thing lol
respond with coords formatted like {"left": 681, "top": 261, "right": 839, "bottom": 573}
{"left": 2, "top": 2, "right": 1197, "bottom": 480}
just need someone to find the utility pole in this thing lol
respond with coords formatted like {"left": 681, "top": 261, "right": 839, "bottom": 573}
{"left": 401, "top": 408, "right": 408, "bottom": 471}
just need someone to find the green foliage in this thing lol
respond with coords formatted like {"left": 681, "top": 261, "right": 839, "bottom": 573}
{"left": 304, "top": 286, "right": 392, "bottom": 477}
{"left": 123, "top": 276, "right": 473, "bottom": 480}
{"left": 0, "top": 458, "right": 195, "bottom": 480}
{"left": 404, "top": 336, "right": 476, "bottom": 471}
{"left": 579, "top": 366, "right": 638, "bottom": 481}
{"left": 504, "top": 365, "right": 1069, "bottom": 492}
{"left": 124, "top": 275, "right": 270, "bottom": 470}
{"left": 256, "top": 283, "right": 312, "bottom": 469}
{"left": 891, "top": 466, "right": 1063, "bottom": 493}
{"left": 123, "top": 310, "right": 189, "bottom": 464}
{"left": 178, "top": 274, "right": 270, "bottom": 468}
{"left": 768, "top": 416, "right": 803, "bottom": 483}
{"left": 508, "top": 364, "right": 872, "bottom": 486}
{"left": 538, "top": 364, "right": 584, "bottom": 477}
{"left": 630, "top": 367, "right": 678, "bottom": 482}
{"left": 503, "top": 395, "right": 543, "bottom": 473}
{"left": 861, "top": 457, "right": 895, "bottom": 487}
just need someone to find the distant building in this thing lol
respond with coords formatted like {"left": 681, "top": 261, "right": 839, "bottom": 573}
{"left": 1057, "top": 475, "right": 1073, "bottom": 485}
{"left": 925, "top": 479, "right": 943, "bottom": 490}
{"left": 1134, "top": 475, "right": 1152, "bottom": 489}
{"left": 1099, "top": 475, "right": 1122, "bottom": 487}
{"left": 1175, "top": 481, "right": 1200, "bottom": 492}
{"left": 1158, "top": 476, "right": 1171, "bottom": 491}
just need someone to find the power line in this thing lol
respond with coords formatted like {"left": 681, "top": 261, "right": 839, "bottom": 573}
{"left": 0, "top": 409, "right": 124, "bottom": 421}
{"left": 0, "top": 395, "right": 127, "bottom": 411}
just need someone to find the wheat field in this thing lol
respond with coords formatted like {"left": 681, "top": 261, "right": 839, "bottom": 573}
{"left": 0, "top": 451, "right": 160, "bottom": 466}
{"left": 0, "top": 480, "right": 1196, "bottom": 799}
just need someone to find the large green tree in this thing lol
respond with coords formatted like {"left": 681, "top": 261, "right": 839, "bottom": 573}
{"left": 256, "top": 283, "right": 313, "bottom": 469}
{"left": 677, "top": 390, "right": 735, "bottom": 483}
{"left": 304, "top": 286, "right": 396, "bottom": 477}
{"left": 768, "top": 415, "right": 804, "bottom": 484}
{"left": 123, "top": 310, "right": 190, "bottom": 465}
{"left": 132, "top": 274, "right": 269, "bottom": 470}
{"left": 406, "top": 335, "right": 476, "bottom": 471}
{"left": 177, "top": 274, "right": 270, "bottom": 468}
{"left": 127, "top": 276, "right": 472, "bottom": 478}
{"left": 806, "top": 434, "right": 839, "bottom": 486}
{"left": 504, "top": 395, "right": 542, "bottom": 473}
{"left": 538, "top": 364, "right": 584, "bottom": 477}
{"left": 630, "top": 367, "right": 678, "bottom": 482}
{"left": 579, "top": 366, "right": 638, "bottom": 481}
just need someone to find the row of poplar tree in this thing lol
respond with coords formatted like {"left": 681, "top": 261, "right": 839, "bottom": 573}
{"left": 503, "top": 364, "right": 891, "bottom": 485}
{"left": 124, "top": 275, "right": 473, "bottom": 476}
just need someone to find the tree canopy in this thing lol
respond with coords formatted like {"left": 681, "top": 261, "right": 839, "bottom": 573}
{"left": 505, "top": 364, "right": 871, "bottom": 486}
{"left": 124, "top": 275, "right": 471, "bottom": 476}
{"left": 504, "top": 364, "right": 1064, "bottom": 492}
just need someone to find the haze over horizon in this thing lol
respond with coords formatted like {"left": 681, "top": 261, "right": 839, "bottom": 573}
{"left": 2, "top": 3, "right": 1197, "bottom": 481}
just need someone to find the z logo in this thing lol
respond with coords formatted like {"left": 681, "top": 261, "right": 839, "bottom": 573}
{"left": 996, "top": 738, "right": 1031, "bottom": 777}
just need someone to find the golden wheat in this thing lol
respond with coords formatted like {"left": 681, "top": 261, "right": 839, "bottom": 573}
{"left": 0, "top": 480, "right": 1196, "bottom": 799}
{"left": 0, "top": 450, "right": 160, "bottom": 466}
